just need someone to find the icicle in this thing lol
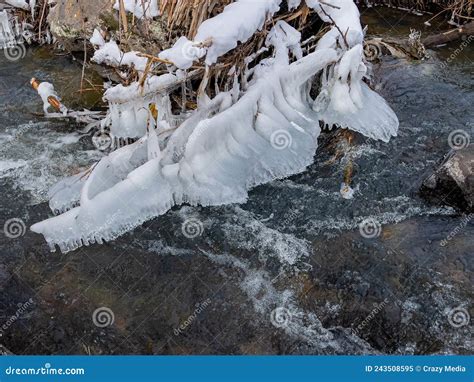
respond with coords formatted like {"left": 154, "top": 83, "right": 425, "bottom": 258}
{"left": 147, "top": 108, "right": 161, "bottom": 161}
{"left": 0, "top": 10, "right": 15, "bottom": 47}
{"left": 315, "top": 45, "right": 398, "bottom": 142}
{"left": 102, "top": 74, "right": 179, "bottom": 140}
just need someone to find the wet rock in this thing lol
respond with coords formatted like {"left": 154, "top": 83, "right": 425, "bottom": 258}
{"left": 53, "top": 327, "right": 66, "bottom": 343}
{"left": 47, "top": 0, "right": 116, "bottom": 51}
{"left": 420, "top": 145, "right": 474, "bottom": 212}
{"left": 47, "top": 0, "right": 168, "bottom": 52}
{"left": 0, "top": 264, "right": 10, "bottom": 288}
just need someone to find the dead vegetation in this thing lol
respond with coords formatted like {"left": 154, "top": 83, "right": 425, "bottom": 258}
{"left": 108, "top": 1, "right": 329, "bottom": 112}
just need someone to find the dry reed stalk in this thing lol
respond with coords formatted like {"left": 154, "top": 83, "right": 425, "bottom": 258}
{"left": 160, "top": 0, "right": 232, "bottom": 39}
{"left": 119, "top": 0, "right": 129, "bottom": 34}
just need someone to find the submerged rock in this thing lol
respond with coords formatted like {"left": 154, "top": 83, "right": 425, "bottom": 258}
{"left": 420, "top": 145, "right": 473, "bottom": 212}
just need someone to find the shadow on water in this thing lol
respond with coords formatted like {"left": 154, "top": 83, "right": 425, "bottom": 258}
{"left": 0, "top": 9, "right": 472, "bottom": 355}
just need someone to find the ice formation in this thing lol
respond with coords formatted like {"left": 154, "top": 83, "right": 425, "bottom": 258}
{"left": 1, "top": 1, "right": 49, "bottom": 45}
{"left": 0, "top": 7, "right": 27, "bottom": 48}
{"left": 0, "top": 10, "right": 14, "bottom": 47}
{"left": 102, "top": 74, "right": 178, "bottom": 141}
{"left": 36, "top": 81, "right": 68, "bottom": 114}
{"left": 31, "top": 0, "right": 399, "bottom": 252}
{"left": 4, "top": 0, "right": 29, "bottom": 11}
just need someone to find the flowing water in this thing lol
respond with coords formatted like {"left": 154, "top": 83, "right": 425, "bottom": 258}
{"left": 0, "top": 9, "right": 472, "bottom": 355}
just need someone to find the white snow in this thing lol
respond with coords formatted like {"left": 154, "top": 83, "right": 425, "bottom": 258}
{"left": 91, "top": 40, "right": 148, "bottom": 71}
{"left": 113, "top": 0, "right": 159, "bottom": 19}
{"left": 307, "top": 0, "right": 363, "bottom": 48}
{"left": 160, "top": 0, "right": 283, "bottom": 68}
{"left": 90, "top": 28, "right": 105, "bottom": 47}
{"left": 288, "top": 0, "right": 302, "bottom": 10}
{"left": 4, "top": 0, "right": 29, "bottom": 10}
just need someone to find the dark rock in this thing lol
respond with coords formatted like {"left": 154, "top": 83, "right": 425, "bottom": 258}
{"left": 0, "top": 264, "right": 10, "bottom": 288}
{"left": 420, "top": 144, "right": 474, "bottom": 212}
{"left": 0, "top": 344, "right": 13, "bottom": 355}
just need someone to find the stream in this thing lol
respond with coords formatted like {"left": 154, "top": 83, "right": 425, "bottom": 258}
{"left": 0, "top": 8, "right": 472, "bottom": 355}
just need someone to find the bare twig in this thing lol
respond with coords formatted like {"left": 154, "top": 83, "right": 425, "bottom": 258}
{"left": 318, "top": 4, "right": 350, "bottom": 48}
